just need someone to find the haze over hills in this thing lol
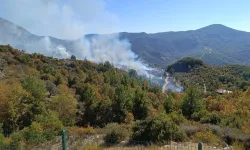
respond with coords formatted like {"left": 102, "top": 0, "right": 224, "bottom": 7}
{"left": 1, "top": 17, "right": 250, "bottom": 67}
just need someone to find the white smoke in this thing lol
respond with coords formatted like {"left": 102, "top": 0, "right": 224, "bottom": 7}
{"left": 0, "top": 0, "right": 183, "bottom": 92}
{"left": 72, "top": 34, "right": 149, "bottom": 71}
{"left": 162, "top": 73, "right": 184, "bottom": 93}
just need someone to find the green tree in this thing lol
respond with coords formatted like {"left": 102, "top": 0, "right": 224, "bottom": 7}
{"left": 22, "top": 76, "right": 46, "bottom": 101}
{"left": 21, "top": 76, "right": 47, "bottom": 125}
{"left": 133, "top": 89, "right": 150, "bottom": 120}
{"left": 80, "top": 84, "right": 102, "bottom": 125}
{"left": 181, "top": 87, "right": 204, "bottom": 118}
{"left": 112, "top": 85, "right": 134, "bottom": 123}
{"left": 164, "top": 95, "right": 174, "bottom": 113}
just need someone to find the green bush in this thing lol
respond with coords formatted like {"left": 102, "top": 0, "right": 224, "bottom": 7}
{"left": 104, "top": 123, "right": 129, "bottom": 145}
{"left": 131, "top": 113, "right": 185, "bottom": 143}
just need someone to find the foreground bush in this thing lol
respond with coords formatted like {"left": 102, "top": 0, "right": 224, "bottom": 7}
{"left": 104, "top": 123, "right": 129, "bottom": 145}
{"left": 191, "top": 130, "right": 222, "bottom": 145}
{"left": 131, "top": 113, "right": 186, "bottom": 143}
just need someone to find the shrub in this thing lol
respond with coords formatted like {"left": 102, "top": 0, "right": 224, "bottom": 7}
{"left": 68, "top": 126, "right": 95, "bottom": 138}
{"left": 192, "top": 130, "right": 222, "bottom": 145}
{"left": 104, "top": 123, "right": 129, "bottom": 146}
{"left": 23, "top": 122, "right": 45, "bottom": 144}
{"left": 131, "top": 113, "right": 185, "bottom": 143}
{"left": 179, "top": 124, "right": 200, "bottom": 137}
{"left": 205, "top": 124, "right": 224, "bottom": 138}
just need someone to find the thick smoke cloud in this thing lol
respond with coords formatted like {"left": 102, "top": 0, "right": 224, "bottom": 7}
{"left": 73, "top": 34, "right": 147, "bottom": 71}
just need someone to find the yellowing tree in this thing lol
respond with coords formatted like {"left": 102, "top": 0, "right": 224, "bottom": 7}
{"left": 0, "top": 81, "right": 29, "bottom": 131}
{"left": 49, "top": 93, "right": 77, "bottom": 126}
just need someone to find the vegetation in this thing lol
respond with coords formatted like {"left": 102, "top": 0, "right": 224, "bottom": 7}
{"left": 104, "top": 123, "right": 129, "bottom": 145}
{"left": 170, "top": 59, "right": 250, "bottom": 93}
{"left": 167, "top": 57, "right": 204, "bottom": 73}
{"left": 131, "top": 113, "right": 186, "bottom": 143}
{"left": 0, "top": 45, "right": 250, "bottom": 149}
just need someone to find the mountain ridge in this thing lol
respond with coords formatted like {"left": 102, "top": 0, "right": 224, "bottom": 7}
{"left": 1, "top": 17, "right": 250, "bottom": 66}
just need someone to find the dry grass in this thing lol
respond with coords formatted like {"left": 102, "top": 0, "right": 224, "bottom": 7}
{"left": 101, "top": 142, "right": 229, "bottom": 150}
{"left": 82, "top": 145, "right": 103, "bottom": 150}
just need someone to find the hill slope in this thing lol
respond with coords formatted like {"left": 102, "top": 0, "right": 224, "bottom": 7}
{"left": 1, "top": 45, "right": 250, "bottom": 149}
{"left": 1, "top": 17, "right": 250, "bottom": 66}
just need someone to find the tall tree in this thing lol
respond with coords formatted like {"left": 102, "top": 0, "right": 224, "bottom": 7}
{"left": 181, "top": 87, "right": 204, "bottom": 118}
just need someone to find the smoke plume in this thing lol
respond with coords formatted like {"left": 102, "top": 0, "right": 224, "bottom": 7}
{"left": 162, "top": 73, "right": 184, "bottom": 93}
{"left": 0, "top": 0, "right": 154, "bottom": 74}
{"left": 0, "top": 0, "right": 183, "bottom": 92}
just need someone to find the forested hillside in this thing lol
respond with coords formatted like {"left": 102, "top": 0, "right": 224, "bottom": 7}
{"left": 0, "top": 45, "right": 250, "bottom": 149}
{"left": 170, "top": 58, "right": 250, "bottom": 94}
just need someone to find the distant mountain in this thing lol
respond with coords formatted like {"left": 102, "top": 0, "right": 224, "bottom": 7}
{"left": 1, "top": 17, "right": 250, "bottom": 66}
{"left": 119, "top": 24, "right": 250, "bottom": 66}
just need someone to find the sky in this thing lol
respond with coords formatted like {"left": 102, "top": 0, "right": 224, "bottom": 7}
{"left": 105, "top": 0, "right": 250, "bottom": 33}
{"left": 0, "top": 0, "right": 250, "bottom": 39}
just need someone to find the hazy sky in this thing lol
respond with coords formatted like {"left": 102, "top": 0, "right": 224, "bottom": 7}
{"left": 0, "top": 0, "right": 249, "bottom": 39}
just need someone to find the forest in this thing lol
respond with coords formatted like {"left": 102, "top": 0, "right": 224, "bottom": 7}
{"left": 169, "top": 58, "right": 250, "bottom": 94}
{"left": 0, "top": 45, "right": 250, "bottom": 149}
